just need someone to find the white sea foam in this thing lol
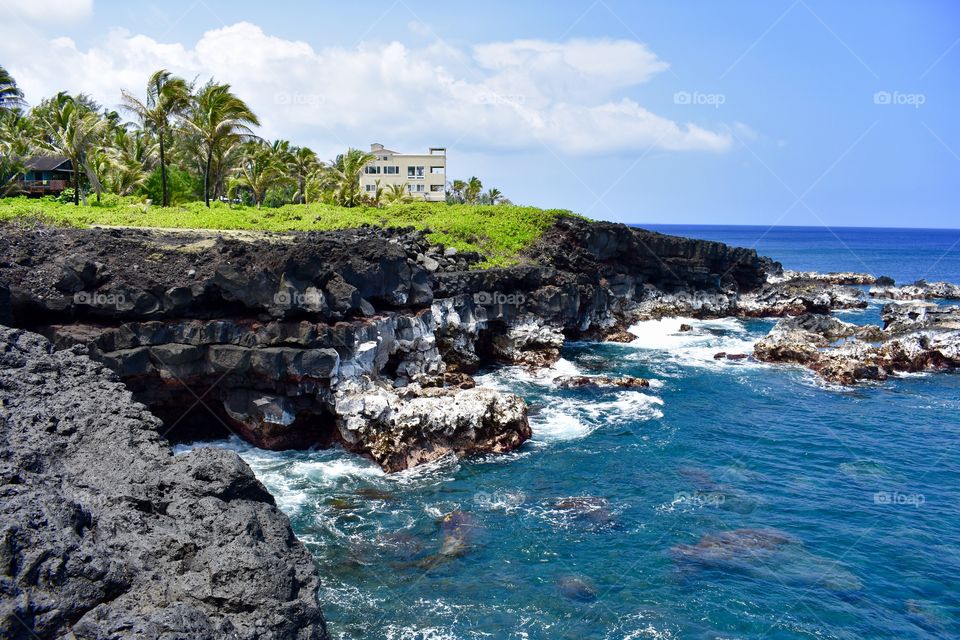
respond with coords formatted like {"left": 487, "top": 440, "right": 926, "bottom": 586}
{"left": 530, "top": 391, "right": 664, "bottom": 442}
{"left": 383, "top": 626, "right": 457, "bottom": 640}
{"left": 289, "top": 457, "right": 384, "bottom": 485}
{"left": 624, "top": 317, "right": 763, "bottom": 370}
{"left": 474, "top": 356, "right": 585, "bottom": 391}
{"left": 532, "top": 404, "right": 593, "bottom": 441}
{"left": 175, "top": 436, "right": 391, "bottom": 515}
{"left": 385, "top": 453, "right": 460, "bottom": 488}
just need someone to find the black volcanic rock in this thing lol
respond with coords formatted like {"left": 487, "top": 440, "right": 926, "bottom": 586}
{"left": 530, "top": 217, "right": 774, "bottom": 292}
{"left": 0, "top": 219, "right": 777, "bottom": 470}
{"left": 0, "top": 326, "right": 329, "bottom": 639}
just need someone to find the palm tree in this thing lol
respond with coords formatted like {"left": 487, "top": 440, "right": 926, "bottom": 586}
{"left": 464, "top": 176, "right": 483, "bottom": 204}
{"left": 88, "top": 149, "right": 114, "bottom": 203}
{"left": 0, "top": 65, "right": 24, "bottom": 108}
{"left": 288, "top": 146, "right": 319, "bottom": 204}
{"left": 228, "top": 141, "right": 289, "bottom": 208}
{"left": 0, "top": 109, "right": 36, "bottom": 196}
{"left": 323, "top": 147, "right": 375, "bottom": 207}
{"left": 483, "top": 187, "right": 503, "bottom": 204}
{"left": 108, "top": 127, "right": 156, "bottom": 195}
{"left": 304, "top": 164, "right": 332, "bottom": 205}
{"left": 121, "top": 70, "right": 190, "bottom": 206}
{"left": 0, "top": 107, "right": 34, "bottom": 156}
{"left": 384, "top": 182, "right": 412, "bottom": 205}
{"left": 0, "top": 155, "right": 23, "bottom": 195}
{"left": 182, "top": 81, "right": 260, "bottom": 207}
{"left": 37, "top": 93, "right": 108, "bottom": 205}
{"left": 364, "top": 179, "right": 384, "bottom": 207}
{"left": 449, "top": 179, "right": 466, "bottom": 203}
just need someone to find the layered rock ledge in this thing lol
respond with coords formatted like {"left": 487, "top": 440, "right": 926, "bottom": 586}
{"left": 0, "top": 326, "right": 328, "bottom": 639}
{"left": 0, "top": 218, "right": 775, "bottom": 470}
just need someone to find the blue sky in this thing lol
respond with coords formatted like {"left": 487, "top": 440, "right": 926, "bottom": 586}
{"left": 2, "top": 0, "right": 959, "bottom": 228}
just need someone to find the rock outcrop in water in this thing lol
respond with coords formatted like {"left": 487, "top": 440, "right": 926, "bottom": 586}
{"left": 0, "top": 218, "right": 773, "bottom": 471}
{"left": 0, "top": 326, "right": 328, "bottom": 639}
{"left": 869, "top": 280, "right": 960, "bottom": 301}
{"left": 630, "top": 270, "right": 870, "bottom": 319}
{"left": 754, "top": 304, "right": 960, "bottom": 384}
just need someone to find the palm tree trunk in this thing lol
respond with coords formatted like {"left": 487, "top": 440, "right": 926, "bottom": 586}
{"left": 204, "top": 149, "right": 212, "bottom": 207}
{"left": 158, "top": 131, "right": 168, "bottom": 207}
{"left": 73, "top": 161, "right": 79, "bottom": 206}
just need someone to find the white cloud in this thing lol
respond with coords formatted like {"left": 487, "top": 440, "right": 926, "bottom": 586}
{"left": 0, "top": 0, "right": 92, "bottom": 23}
{"left": 0, "top": 21, "right": 733, "bottom": 156}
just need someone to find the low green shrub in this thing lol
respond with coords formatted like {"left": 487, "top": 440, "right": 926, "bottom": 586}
{"left": 0, "top": 198, "right": 583, "bottom": 266}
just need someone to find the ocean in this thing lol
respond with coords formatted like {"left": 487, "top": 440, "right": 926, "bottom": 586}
{"left": 644, "top": 224, "right": 960, "bottom": 286}
{"left": 186, "top": 225, "right": 960, "bottom": 639}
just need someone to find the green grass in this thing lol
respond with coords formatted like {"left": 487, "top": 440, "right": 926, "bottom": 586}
{"left": 0, "top": 196, "right": 582, "bottom": 267}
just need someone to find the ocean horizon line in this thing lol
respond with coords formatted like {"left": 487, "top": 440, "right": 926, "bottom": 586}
{"left": 632, "top": 222, "right": 960, "bottom": 232}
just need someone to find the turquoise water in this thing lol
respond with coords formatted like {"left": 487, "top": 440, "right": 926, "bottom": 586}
{"left": 190, "top": 226, "right": 960, "bottom": 639}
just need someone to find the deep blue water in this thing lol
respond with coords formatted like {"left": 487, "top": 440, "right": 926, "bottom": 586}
{"left": 187, "top": 226, "right": 960, "bottom": 639}
{"left": 644, "top": 224, "right": 960, "bottom": 286}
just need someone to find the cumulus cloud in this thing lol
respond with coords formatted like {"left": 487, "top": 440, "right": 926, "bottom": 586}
{"left": 0, "top": 21, "right": 733, "bottom": 156}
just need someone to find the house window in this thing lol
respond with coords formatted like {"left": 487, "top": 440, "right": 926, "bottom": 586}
{"left": 364, "top": 165, "right": 380, "bottom": 174}
{"left": 383, "top": 166, "right": 399, "bottom": 175}
{"left": 379, "top": 155, "right": 389, "bottom": 161}
{"left": 430, "top": 184, "right": 444, "bottom": 192}
{"left": 365, "top": 184, "right": 377, "bottom": 192}
{"left": 430, "top": 166, "right": 444, "bottom": 174}
{"left": 408, "top": 183, "right": 425, "bottom": 192}
{"left": 407, "top": 166, "right": 424, "bottom": 179}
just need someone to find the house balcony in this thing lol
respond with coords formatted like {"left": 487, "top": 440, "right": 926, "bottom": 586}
{"left": 15, "top": 179, "right": 69, "bottom": 195}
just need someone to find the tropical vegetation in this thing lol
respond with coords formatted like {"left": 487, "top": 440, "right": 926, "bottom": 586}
{"left": 0, "top": 66, "right": 511, "bottom": 211}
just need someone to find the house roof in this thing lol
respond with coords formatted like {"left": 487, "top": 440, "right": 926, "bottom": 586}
{"left": 23, "top": 155, "right": 72, "bottom": 172}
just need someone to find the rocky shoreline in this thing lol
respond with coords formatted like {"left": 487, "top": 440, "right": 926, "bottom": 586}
{"left": 3, "top": 217, "right": 960, "bottom": 637}
{"left": 0, "top": 326, "right": 328, "bottom": 639}
{"left": 2, "top": 220, "right": 958, "bottom": 464}
{"left": 0, "top": 217, "right": 773, "bottom": 473}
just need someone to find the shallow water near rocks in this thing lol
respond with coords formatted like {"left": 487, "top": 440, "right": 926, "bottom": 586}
{"left": 184, "top": 226, "right": 960, "bottom": 639}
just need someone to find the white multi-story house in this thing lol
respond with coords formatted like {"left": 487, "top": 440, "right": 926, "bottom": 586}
{"left": 359, "top": 143, "right": 446, "bottom": 202}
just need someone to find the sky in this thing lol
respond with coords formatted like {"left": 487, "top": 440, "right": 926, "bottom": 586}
{"left": 1, "top": 0, "right": 958, "bottom": 228}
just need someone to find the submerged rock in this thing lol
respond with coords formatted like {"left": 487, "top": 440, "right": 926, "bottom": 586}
{"left": 556, "top": 575, "right": 598, "bottom": 602}
{"left": 0, "top": 327, "right": 329, "bottom": 639}
{"left": 550, "top": 496, "right": 618, "bottom": 530}
{"left": 413, "top": 511, "right": 481, "bottom": 569}
{"left": 672, "top": 528, "right": 861, "bottom": 593}
{"left": 438, "top": 511, "right": 479, "bottom": 558}
{"left": 672, "top": 528, "right": 795, "bottom": 566}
